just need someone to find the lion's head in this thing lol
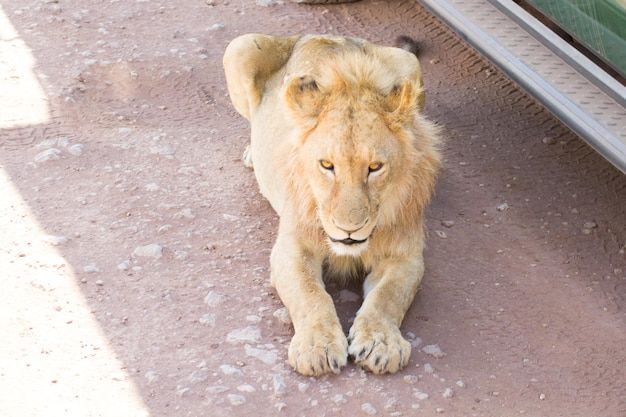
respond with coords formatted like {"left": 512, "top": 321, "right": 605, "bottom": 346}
{"left": 281, "top": 40, "right": 441, "bottom": 257}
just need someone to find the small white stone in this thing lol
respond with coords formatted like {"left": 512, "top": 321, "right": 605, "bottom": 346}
{"left": 496, "top": 202, "right": 509, "bottom": 212}
{"left": 422, "top": 344, "right": 446, "bottom": 358}
{"left": 361, "top": 402, "right": 378, "bottom": 415}
{"left": 198, "top": 313, "right": 217, "bottom": 327}
{"left": 204, "top": 291, "right": 227, "bottom": 307}
{"left": 456, "top": 380, "right": 466, "bottom": 388}
{"left": 177, "top": 387, "right": 193, "bottom": 397}
{"left": 206, "top": 385, "right": 229, "bottom": 394}
{"left": 413, "top": 391, "right": 429, "bottom": 400}
{"left": 44, "top": 235, "right": 69, "bottom": 246}
{"left": 434, "top": 230, "right": 447, "bottom": 239}
{"left": 331, "top": 394, "right": 347, "bottom": 404}
{"left": 145, "top": 183, "right": 160, "bottom": 191}
{"left": 83, "top": 264, "right": 100, "bottom": 273}
{"left": 227, "top": 394, "right": 246, "bottom": 406}
{"left": 35, "top": 148, "right": 62, "bottom": 162}
{"left": 220, "top": 364, "right": 244, "bottom": 377}
{"left": 273, "top": 307, "right": 291, "bottom": 325}
{"left": 117, "top": 260, "right": 131, "bottom": 270}
{"left": 272, "top": 374, "right": 287, "bottom": 397}
{"left": 245, "top": 344, "right": 278, "bottom": 365}
{"left": 442, "top": 388, "right": 454, "bottom": 398}
{"left": 174, "top": 208, "right": 195, "bottom": 219}
{"left": 67, "top": 144, "right": 84, "bottom": 156}
{"left": 237, "top": 384, "right": 256, "bottom": 393}
{"left": 226, "top": 326, "right": 261, "bottom": 344}
{"left": 403, "top": 375, "right": 419, "bottom": 384}
{"left": 144, "top": 370, "right": 158, "bottom": 384}
{"left": 132, "top": 243, "right": 163, "bottom": 258}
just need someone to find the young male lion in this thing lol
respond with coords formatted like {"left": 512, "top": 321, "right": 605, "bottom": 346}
{"left": 223, "top": 34, "right": 441, "bottom": 376}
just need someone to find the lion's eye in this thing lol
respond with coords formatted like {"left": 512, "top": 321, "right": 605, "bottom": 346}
{"left": 320, "top": 160, "right": 334, "bottom": 171}
{"left": 368, "top": 162, "right": 383, "bottom": 173}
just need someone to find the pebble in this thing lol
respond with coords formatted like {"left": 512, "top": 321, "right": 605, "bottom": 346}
{"left": 442, "top": 388, "right": 454, "bottom": 398}
{"left": 174, "top": 208, "right": 195, "bottom": 219}
{"left": 273, "top": 307, "right": 291, "bottom": 325}
{"left": 220, "top": 364, "right": 244, "bottom": 377}
{"left": 44, "top": 235, "right": 69, "bottom": 246}
{"left": 441, "top": 220, "right": 455, "bottom": 228}
{"left": 272, "top": 374, "right": 287, "bottom": 397}
{"left": 150, "top": 145, "right": 175, "bottom": 155}
{"left": 424, "top": 363, "right": 434, "bottom": 374}
{"left": 206, "top": 385, "right": 229, "bottom": 394}
{"left": 144, "top": 370, "right": 158, "bottom": 384}
{"left": 237, "top": 384, "right": 256, "bottom": 393}
{"left": 177, "top": 387, "right": 193, "bottom": 397}
{"left": 542, "top": 137, "right": 557, "bottom": 145}
{"left": 422, "top": 344, "right": 446, "bottom": 358}
{"left": 204, "top": 291, "right": 228, "bottom": 307}
{"left": 331, "top": 394, "right": 347, "bottom": 404}
{"left": 583, "top": 221, "right": 598, "bottom": 229}
{"left": 132, "top": 243, "right": 163, "bottom": 258}
{"left": 117, "top": 260, "right": 131, "bottom": 270}
{"left": 406, "top": 332, "right": 422, "bottom": 348}
{"left": 83, "top": 264, "right": 100, "bottom": 273}
{"left": 227, "top": 394, "right": 246, "bottom": 406}
{"left": 245, "top": 344, "right": 278, "bottom": 365}
{"left": 199, "top": 313, "right": 217, "bottom": 327}
{"left": 434, "top": 230, "right": 447, "bottom": 239}
{"left": 35, "top": 148, "right": 62, "bottom": 162}
{"left": 226, "top": 326, "right": 262, "bottom": 344}
{"left": 413, "top": 391, "right": 429, "bottom": 400}
{"left": 361, "top": 403, "right": 378, "bottom": 415}
{"left": 67, "top": 143, "right": 84, "bottom": 156}
{"left": 403, "top": 375, "right": 419, "bottom": 384}
{"left": 456, "top": 380, "right": 466, "bottom": 388}
{"left": 496, "top": 202, "right": 509, "bottom": 212}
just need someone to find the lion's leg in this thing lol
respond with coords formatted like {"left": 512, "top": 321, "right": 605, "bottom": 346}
{"left": 270, "top": 233, "right": 348, "bottom": 376}
{"left": 348, "top": 257, "right": 423, "bottom": 374}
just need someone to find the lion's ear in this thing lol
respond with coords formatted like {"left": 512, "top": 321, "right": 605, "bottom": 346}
{"left": 285, "top": 75, "right": 326, "bottom": 123}
{"left": 383, "top": 80, "right": 424, "bottom": 126}
{"left": 223, "top": 34, "right": 300, "bottom": 120}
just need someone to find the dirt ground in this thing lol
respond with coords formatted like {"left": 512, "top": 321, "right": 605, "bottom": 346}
{"left": 1, "top": 0, "right": 625, "bottom": 416}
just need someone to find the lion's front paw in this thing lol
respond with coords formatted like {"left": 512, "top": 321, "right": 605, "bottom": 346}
{"left": 348, "top": 317, "right": 411, "bottom": 374}
{"left": 288, "top": 324, "right": 348, "bottom": 376}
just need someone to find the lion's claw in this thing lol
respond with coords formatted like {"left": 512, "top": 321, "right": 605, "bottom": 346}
{"left": 348, "top": 318, "right": 411, "bottom": 374}
{"left": 288, "top": 326, "right": 348, "bottom": 376}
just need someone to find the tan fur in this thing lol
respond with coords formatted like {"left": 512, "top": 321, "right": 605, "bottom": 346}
{"left": 223, "top": 34, "right": 441, "bottom": 376}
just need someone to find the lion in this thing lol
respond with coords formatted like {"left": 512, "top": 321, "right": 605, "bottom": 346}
{"left": 223, "top": 34, "right": 441, "bottom": 376}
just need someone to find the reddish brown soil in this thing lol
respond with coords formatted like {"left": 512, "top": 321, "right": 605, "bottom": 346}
{"left": 1, "top": 0, "right": 624, "bottom": 416}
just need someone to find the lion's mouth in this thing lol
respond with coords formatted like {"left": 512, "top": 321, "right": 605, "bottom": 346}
{"left": 329, "top": 237, "right": 368, "bottom": 246}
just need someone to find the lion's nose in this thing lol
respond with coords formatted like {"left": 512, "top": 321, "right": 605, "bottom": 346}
{"left": 331, "top": 214, "right": 369, "bottom": 234}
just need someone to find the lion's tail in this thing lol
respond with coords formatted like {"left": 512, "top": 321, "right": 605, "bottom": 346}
{"left": 395, "top": 36, "right": 421, "bottom": 57}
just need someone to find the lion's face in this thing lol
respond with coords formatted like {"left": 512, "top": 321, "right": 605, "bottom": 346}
{"left": 298, "top": 101, "right": 412, "bottom": 257}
